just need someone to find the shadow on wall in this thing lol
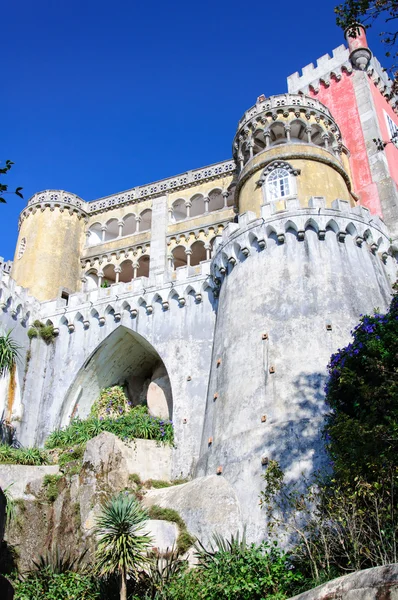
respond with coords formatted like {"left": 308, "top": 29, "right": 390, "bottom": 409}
{"left": 258, "top": 371, "right": 329, "bottom": 544}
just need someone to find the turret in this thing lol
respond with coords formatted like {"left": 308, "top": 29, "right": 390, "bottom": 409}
{"left": 233, "top": 93, "right": 355, "bottom": 216}
{"left": 11, "top": 190, "right": 88, "bottom": 302}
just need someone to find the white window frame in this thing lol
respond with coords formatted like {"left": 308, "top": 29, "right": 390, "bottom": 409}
{"left": 384, "top": 111, "right": 398, "bottom": 148}
{"left": 18, "top": 237, "right": 26, "bottom": 259}
{"left": 263, "top": 168, "right": 297, "bottom": 204}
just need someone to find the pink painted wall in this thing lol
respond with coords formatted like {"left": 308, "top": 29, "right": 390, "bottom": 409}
{"left": 369, "top": 81, "right": 398, "bottom": 188}
{"left": 309, "top": 73, "right": 382, "bottom": 215}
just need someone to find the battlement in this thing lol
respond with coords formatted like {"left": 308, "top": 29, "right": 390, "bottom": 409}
{"left": 0, "top": 271, "right": 40, "bottom": 325}
{"left": 211, "top": 197, "right": 392, "bottom": 282}
{"left": 0, "top": 258, "right": 12, "bottom": 275}
{"left": 287, "top": 45, "right": 351, "bottom": 93}
{"left": 287, "top": 44, "right": 398, "bottom": 108}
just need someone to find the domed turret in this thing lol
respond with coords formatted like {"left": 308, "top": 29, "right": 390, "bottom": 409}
{"left": 12, "top": 190, "right": 88, "bottom": 302}
{"left": 232, "top": 93, "right": 355, "bottom": 215}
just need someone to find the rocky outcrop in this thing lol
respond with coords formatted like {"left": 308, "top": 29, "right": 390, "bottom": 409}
{"left": 143, "top": 475, "right": 243, "bottom": 546}
{"left": 289, "top": 564, "right": 398, "bottom": 599}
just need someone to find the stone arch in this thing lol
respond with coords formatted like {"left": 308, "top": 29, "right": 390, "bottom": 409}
{"left": 120, "top": 259, "right": 133, "bottom": 283}
{"left": 87, "top": 222, "right": 102, "bottom": 246}
{"left": 171, "top": 199, "right": 187, "bottom": 222}
{"left": 190, "top": 194, "right": 205, "bottom": 217}
{"left": 172, "top": 245, "right": 187, "bottom": 269}
{"left": 140, "top": 209, "right": 152, "bottom": 232}
{"left": 190, "top": 240, "right": 206, "bottom": 266}
{"left": 137, "top": 255, "right": 150, "bottom": 278}
{"left": 208, "top": 189, "right": 223, "bottom": 212}
{"left": 85, "top": 269, "right": 99, "bottom": 291}
{"left": 59, "top": 326, "right": 173, "bottom": 427}
{"left": 103, "top": 264, "right": 116, "bottom": 284}
{"left": 123, "top": 213, "right": 137, "bottom": 236}
{"left": 290, "top": 118, "right": 307, "bottom": 142}
{"left": 104, "top": 218, "right": 119, "bottom": 242}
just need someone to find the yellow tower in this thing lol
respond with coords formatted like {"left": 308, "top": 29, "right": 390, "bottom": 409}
{"left": 11, "top": 190, "right": 87, "bottom": 302}
{"left": 233, "top": 93, "right": 355, "bottom": 215}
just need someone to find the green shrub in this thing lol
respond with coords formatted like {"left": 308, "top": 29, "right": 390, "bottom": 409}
{"left": 90, "top": 385, "right": 130, "bottom": 419}
{"left": 147, "top": 479, "right": 172, "bottom": 489}
{"left": 0, "top": 444, "right": 49, "bottom": 466}
{"left": 162, "top": 534, "right": 303, "bottom": 600}
{"left": 43, "top": 474, "right": 63, "bottom": 502}
{"left": 45, "top": 405, "right": 174, "bottom": 449}
{"left": 129, "top": 473, "right": 141, "bottom": 486}
{"left": 13, "top": 568, "right": 100, "bottom": 599}
{"left": 27, "top": 320, "right": 57, "bottom": 344}
{"left": 148, "top": 505, "right": 195, "bottom": 555}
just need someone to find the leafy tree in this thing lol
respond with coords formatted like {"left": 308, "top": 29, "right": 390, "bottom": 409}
{"left": 335, "top": 1, "right": 398, "bottom": 93}
{"left": 324, "top": 286, "right": 398, "bottom": 480}
{"left": 94, "top": 492, "right": 152, "bottom": 600}
{"left": 0, "top": 160, "right": 23, "bottom": 204}
{"left": 0, "top": 331, "right": 21, "bottom": 378}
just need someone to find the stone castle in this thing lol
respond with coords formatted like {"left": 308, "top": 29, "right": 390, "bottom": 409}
{"left": 1, "top": 25, "right": 397, "bottom": 540}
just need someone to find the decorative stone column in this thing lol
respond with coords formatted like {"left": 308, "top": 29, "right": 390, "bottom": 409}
{"left": 85, "top": 231, "right": 91, "bottom": 246}
{"left": 284, "top": 124, "right": 291, "bottom": 142}
{"left": 204, "top": 197, "right": 210, "bottom": 214}
{"left": 117, "top": 220, "right": 124, "bottom": 237}
{"left": 264, "top": 129, "right": 271, "bottom": 148}
{"left": 97, "top": 270, "right": 104, "bottom": 287}
{"left": 205, "top": 243, "right": 211, "bottom": 260}
{"left": 185, "top": 248, "right": 192, "bottom": 267}
{"left": 222, "top": 190, "right": 229, "bottom": 208}
{"left": 114, "top": 266, "right": 121, "bottom": 284}
{"left": 101, "top": 226, "right": 107, "bottom": 243}
{"left": 185, "top": 200, "right": 192, "bottom": 219}
{"left": 167, "top": 253, "right": 174, "bottom": 270}
{"left": 132, "top": 262, "right": 139, "bottom": 279}
{"left": 135, "top": 215, "right": 141, "bottom": 233}
{"left": 306, "top": 125, "right": 312, "bottom": 143}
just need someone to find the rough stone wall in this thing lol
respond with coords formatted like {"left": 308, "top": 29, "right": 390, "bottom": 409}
{"left": 197, "top": 203, "right": 395, "bottom": 543}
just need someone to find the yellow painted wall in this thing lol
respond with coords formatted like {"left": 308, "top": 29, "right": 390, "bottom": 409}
{"left": 238, "top": 144, "right": 354, "bottom": 216}
{"left": 11, "top": 208, "right": 86, "bottom": 302}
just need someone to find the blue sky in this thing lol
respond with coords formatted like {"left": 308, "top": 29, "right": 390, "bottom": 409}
{"left": 1, "top": 0, "right": 389, "bottom": 260}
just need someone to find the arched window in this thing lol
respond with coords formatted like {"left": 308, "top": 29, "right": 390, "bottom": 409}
{"left": 18, "top": 237, "right": 26, "bottom": 259}
{"left": 266, "top": 168, "right": 291, "bottom": 201}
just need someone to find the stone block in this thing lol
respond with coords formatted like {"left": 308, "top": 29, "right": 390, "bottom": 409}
{"left": 146, "top": 519, "right": 179, "bottom": 553}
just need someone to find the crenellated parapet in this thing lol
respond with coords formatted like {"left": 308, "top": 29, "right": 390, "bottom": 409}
{"left": 0, "top": 271, "right": 40, "bottom": 326}
{"left": 233, "top": 93, "right": 343, "bottom": 173}
{"left": 19, "top": 190, "right": 88, "bottom": 227}
{"left": 0, "top": 258, "right": 12, "bottom": 275}
{"left": 211, "top": 197, "right": 393, "bottom": 286}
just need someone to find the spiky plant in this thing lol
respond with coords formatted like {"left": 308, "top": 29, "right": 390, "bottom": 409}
{"left": 0, "top": 330, "right": 21, "bottom": 377}
{"left": 94, "top": 492, "right": 152, "bottom": 600}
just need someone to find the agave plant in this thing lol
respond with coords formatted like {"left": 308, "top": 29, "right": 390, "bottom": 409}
{"left": 31, "top": 547, "right": 88, "bottom": 574}
{"left": 94, "top": 492, "right": 152, "bottom": 600}
{"left": 0, "top": 330, "right": 21, "bottom": 377}
{"left": 195, "top": 527, "right": 248, "bottom": 568}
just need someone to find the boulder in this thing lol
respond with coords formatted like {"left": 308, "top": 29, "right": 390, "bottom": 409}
{"left": 289, "top": 564, "right": 398, "bottom": 599}
{"left": 146, "top": 520, "right": 179, "bottom": 553}
{"left": 143, "top": 475, "right": 243, "bottom": 546}
{"left": 147, "top": 381, "right": 169, "bottom": 420}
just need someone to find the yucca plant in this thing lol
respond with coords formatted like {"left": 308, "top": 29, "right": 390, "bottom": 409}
{"left": 94, "top": 492, "right": 152, "bottom": 600}
{"left": 0, "top": 330, "right": 21, "bottom": 377}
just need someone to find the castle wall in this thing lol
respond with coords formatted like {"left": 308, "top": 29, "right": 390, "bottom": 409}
{"left": 196, "top": 203, "right": 395, "bottom": 542}
{"left": 18, "top": 271, "right": 216, "bottom": 478}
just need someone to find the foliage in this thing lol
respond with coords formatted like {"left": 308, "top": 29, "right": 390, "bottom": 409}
{"left": 42, "top": 474, "right": 63, "bottom": 502}
{"left": 0, "top": 160, "right": 23, "bottom": 204}
{"left": 3, "top": 484, "right": 16, "bottom": 527}
{"left": 45, "top": 405, "right": 174, "bottom": 449}
{"left": 157, "top": 532, "right": 303, "bottom": 600}
{"left": 13, "top": 568, "right": 99, "bottom": 599}
{"left": 94, "top": 492, "right": 152, "bottom": 600}
{"left": 147, "top": 505, "right": 195, "bottom": 554}
{"left": 0, "top": 330, "right": 21, "bottom": 377}
{"left": 324, "top": 290, "right": 398, "bottom": 480}
{"left": 134, "top": 548, "right": 187, "bottom": 600}
{"left": 146, "top": 478, "right": 189, "bottom": 489}
{"left": 30, "top": 547, "right": 88, "bottom": 574}
{"left": 335, "top": 1, "right": 398, "bottom": 93}
{"left": 90, "top": 386, "right": 131, "bottom": 419}
{"left": 28, "top": 321, "right": 56, "bottom": 344}
{"left": 0, "top": 444, "right": 49, "bottom": 465}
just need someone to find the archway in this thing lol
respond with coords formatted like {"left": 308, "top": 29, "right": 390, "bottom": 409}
{"left": 60, "top": 326, "right": 172, "bottom": 427}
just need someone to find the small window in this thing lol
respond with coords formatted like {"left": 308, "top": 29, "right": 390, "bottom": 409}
{"left": 267, "top": 168, "right": 291, "bottom": 201}
{"left": 61, "top": 291, "right": 69, "bottom": 306}
{"left": 385, "top": 112, "right": 398, "bottom": 148}
{"left": 18, "top": 238, "right": 26, "bottom": 259}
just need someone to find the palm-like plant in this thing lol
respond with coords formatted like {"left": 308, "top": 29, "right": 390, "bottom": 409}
{"left": 94, "top": 492, "right": 152, "bottom": 600}
{"left": 0, "top": 330, "right": 21, "bottom": 378}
